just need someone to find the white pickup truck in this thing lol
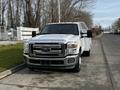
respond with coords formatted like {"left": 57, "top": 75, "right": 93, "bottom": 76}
{"left": 23, "top": 22, "right": 92, "bottom": 72}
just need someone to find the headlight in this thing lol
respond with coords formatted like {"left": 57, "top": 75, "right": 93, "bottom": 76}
{"left": 23, "top": 42, "right": 29, "bottom": 54}
{"left": 67, "top": 43, "right": 78, "bottom": 48}
{"left": 67, "top": 42, "right": 79, "bottom": 54}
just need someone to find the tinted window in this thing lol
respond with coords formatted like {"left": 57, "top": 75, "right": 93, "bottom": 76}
{"left": 40, "top": 24, "right": 79, "bottom": 35}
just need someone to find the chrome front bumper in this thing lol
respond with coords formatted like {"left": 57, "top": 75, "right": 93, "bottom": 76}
{"left": 23, "top": 54, "right": 79, "bottom": 69}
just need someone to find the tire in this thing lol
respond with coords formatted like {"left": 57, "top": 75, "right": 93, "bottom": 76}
{"left": 72, "top": 55, "right": 81, "bottom": 72}
{"left": 79, "top": 48, "right": 81, "bottom": 57}
{"left": 86, "top": 50, "right": 90, "bottom": 56}
{"left": 83, "top": 50, "right": 90, "bottom": 57}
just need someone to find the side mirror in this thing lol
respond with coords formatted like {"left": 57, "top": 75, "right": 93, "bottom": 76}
{"left": 32, "top": 31, "right": 36, "bottom": 37}
{"left": 87, "top": 30, "right": 92, "bottom": 38}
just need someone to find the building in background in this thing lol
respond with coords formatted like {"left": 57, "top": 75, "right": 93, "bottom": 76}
{"left": 91, "top": 25, "right": 102, "bottom": 37}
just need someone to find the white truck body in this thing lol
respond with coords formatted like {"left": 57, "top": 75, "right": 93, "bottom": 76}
{"left": 23, "top": 22, "right": 92, "bottom": 72}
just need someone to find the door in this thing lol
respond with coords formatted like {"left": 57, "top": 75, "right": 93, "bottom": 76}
{"left": 80, "top": 22, "right": 91, "bottom": 52}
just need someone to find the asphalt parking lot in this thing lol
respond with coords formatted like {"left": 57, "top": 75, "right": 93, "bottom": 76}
{"left": 101, "top": 34, "right": 120, "bottom": 90}
{"left": 0, "top": 34, "right": 119, "bottom": 90}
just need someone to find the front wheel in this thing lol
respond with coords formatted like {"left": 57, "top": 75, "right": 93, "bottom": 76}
{"left": 86, "top": 50, "right": 90, "bottom": 56}
{"left": 83, "top": 50, "right": 90, "bottom": 57}
{"left": 72, "top": 55, "right": 81, "bottom": 72}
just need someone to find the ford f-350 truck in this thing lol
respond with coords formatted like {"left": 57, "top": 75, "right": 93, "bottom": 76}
{"left": 23, "top": 22, "right": 92, "bottom": 72}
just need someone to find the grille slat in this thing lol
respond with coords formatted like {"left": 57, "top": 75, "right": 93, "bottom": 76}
{"left": 29, "top": 59, "right": 64, "bottom": 65}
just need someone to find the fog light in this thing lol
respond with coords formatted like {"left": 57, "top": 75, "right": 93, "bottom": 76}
{"left": 68, "top": 58, "right": 75, "bottom": 63}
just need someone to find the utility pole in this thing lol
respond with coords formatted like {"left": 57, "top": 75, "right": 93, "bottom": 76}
{"left": 0, "top": 0, "right": 2, "bottom": 25}
{"left": 57, "top": 0, "right": 61, "bottom": 23}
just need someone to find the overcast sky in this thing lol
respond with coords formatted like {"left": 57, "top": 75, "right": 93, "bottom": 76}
{"left": 93, "top": 0, "right": 120, "bottom": 28}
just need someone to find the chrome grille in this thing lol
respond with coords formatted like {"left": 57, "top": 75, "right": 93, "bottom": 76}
{"left": 29, "top": 43, "right": 66, "bottom": 57}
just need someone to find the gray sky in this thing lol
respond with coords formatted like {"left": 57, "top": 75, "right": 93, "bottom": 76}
{"left": 93, "top": 0, "right": 120, "bottom": 28}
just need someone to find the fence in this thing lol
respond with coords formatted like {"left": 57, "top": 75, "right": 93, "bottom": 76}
{"left": 0, "top": 26, "right": 39, "bottom": 41}
{"left": 17, "top": 27, "right": 39, "bottom": 40}
{"left": 0, "top": 26, "right": 8, "bottom": 40}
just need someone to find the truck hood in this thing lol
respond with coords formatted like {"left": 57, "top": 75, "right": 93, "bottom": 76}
{"left": 29, "top": 34, "right": 78, "bottom": 43}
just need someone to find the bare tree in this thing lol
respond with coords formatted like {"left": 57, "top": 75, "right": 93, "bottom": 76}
{"left": 7, "top": 0, "right": 13, "bottom": 28}
{"left": 0, "top": 0, "right": 8, "bottom": 26}
{"left": 1, "top": 0, "right": 95, "bottom": 29}
{"left": 112, "top": 18, "right": 120, "bottom": 33}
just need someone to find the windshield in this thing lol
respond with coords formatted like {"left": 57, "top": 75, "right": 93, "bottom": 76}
{"left": 40, "top": 24, "right": 79, "bottom": 35}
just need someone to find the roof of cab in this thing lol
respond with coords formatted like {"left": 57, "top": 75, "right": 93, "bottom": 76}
{"left": 47, "top": 22, "right": 84, "bottom": 25}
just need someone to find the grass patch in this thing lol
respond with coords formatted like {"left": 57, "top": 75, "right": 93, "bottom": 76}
{"left": 0, "top": 43, "right": 23, "bottom": 72}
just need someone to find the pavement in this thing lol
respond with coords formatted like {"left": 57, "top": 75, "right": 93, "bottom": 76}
{"left": 101, "top": 34, "right": 120, "bottom": 90}
{"left": 0, "top": 34, "right": 119, "bottom": 90}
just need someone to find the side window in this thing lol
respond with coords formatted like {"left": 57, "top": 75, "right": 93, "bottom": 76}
{"left": 81, "top": 23, "right": 87, "bottom": 29}
{"left": 80, "top": 23, "right": 88, "bottom": 33}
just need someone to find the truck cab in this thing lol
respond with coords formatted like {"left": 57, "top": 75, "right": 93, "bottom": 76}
{"left": 23, "top": 22, "right": 92, "bottom": 72}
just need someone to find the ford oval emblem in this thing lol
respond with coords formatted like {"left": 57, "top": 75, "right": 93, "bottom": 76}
{"left": 41, "top": 48, "right": 50, "bottom": 52}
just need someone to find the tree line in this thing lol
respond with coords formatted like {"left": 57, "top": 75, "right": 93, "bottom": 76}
{"left": 0, "top": 0, "right": 95, "bottom": 30}
{"left": 112, "top": 18, "right": 120, "bottom": 33}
